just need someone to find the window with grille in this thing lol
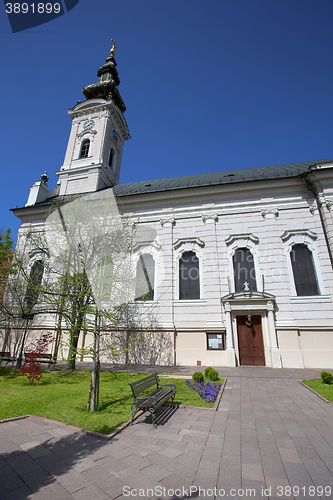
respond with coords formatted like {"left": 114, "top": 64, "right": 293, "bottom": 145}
{"left": 233, "top": 248, "right": 257, "bottom": 292}
{"left": 80, "top": 139, "right": 90, "bottom": 159}
{"left": 135, "top": 254, "right": 154, "bottom": 301}
{"left": 179, "top": 251, "right": 200, "bottom": 300}
{"left": 290, "top": 244, "right": 319, "bottom": 296}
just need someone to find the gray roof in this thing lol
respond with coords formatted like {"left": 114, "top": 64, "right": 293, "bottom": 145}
{"left": 113, "top": 158, "right": 333, "bottom": 198}
{"left": 12, "top": 158, "right": 333, "bottom": 213}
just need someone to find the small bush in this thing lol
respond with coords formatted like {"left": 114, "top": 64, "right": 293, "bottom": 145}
{"left": 208, "top": 368, "right": 219, "bottom": 381}
{"left": 204, "top": 367, "right": 213, "bottom": 378}
{"left": 321, "top": 371, "right": 333, "bottom": 385}
{"left": 192, "top": 371, "right": 204, "bottom": 383}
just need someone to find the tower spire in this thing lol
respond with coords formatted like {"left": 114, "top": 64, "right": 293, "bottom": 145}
{"left": 82, "top": 39, "right": 126, "bottom": 112}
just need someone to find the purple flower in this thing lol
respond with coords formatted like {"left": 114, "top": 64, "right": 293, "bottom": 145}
{"left": 186, "top": 379, "right": 221, "bottom": 403}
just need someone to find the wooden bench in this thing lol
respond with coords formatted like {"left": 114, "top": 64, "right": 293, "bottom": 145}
{"left": 24, "top": 352, "right": 56, "bottom": 369}
{"left": 128, "top": 374, "right": 176, "bottom": 428}
{"left": 0, "top": 351, "right": 15, "bottom": 366}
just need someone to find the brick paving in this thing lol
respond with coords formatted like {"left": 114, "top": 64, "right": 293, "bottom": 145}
{"left": 1, "top": 367, "right": 333, "bottom": 499}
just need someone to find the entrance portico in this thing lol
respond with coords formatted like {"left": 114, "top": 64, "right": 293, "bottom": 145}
{"left": 221, "top": 291, "right": 282, "bottom": 368}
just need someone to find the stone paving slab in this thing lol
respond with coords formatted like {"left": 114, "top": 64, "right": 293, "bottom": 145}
{"left": 1, "top": 369, "right": 333, "bottom": 499}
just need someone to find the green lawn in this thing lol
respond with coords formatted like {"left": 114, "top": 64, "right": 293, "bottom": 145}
{"left": 0, "top": 368, "right": 223, "bottom": 434}
{"left": 303, "top": 379, "right": 333, "bottom": 402}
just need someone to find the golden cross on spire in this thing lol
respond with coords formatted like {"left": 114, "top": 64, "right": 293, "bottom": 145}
{"left": 110, "top": 39, "right": 116, "bottom": 56}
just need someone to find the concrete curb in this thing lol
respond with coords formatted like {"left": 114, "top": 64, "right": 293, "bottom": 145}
{"left": 299, "top": 380, "right": 333, "bottom": 404}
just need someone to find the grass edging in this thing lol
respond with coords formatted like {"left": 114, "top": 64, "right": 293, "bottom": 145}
{"left": 0, "top": 415, "right": 30, "bottom": 424}
{"left": 0, "top": 410, "right": 145, "bottom": 441}
{"left": 299, "top": 380, "right": 333, "bottom": 404}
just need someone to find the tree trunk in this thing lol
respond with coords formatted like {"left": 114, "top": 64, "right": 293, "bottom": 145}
{"left": 66, "top": 272, "right": 91, "bottom": 371}
{"left": 66, "top": 324, "right": 81, "bottom": 371}
{"left": 87, "top": 311, "right": 100, "bottom": 412}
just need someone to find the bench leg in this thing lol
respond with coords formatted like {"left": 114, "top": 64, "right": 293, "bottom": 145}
{"left": 130, "top": 404, "right": 137, "bottom": 425}
{"left": 148, "top": 408, "right": 157, "bottom": 428}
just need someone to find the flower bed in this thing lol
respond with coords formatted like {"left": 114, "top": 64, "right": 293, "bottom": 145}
{"left": 186, "top": 379, "right": 221, "bottom": 403}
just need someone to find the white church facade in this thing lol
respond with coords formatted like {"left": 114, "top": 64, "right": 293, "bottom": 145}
{"left": 12, "top": 44, "right": 333, "bottom": 369}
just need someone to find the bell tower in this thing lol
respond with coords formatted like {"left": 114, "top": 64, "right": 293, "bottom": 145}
{"left": 57, "top": 40, "right": 130, "bottom": 196}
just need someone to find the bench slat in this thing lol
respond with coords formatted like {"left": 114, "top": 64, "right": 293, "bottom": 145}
{"left": 129, "top": 375, "right": 159, "bottom": 395}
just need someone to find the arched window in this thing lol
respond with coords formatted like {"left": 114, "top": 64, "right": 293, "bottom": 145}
{"left": 109, "top": 148, "right": 114, "bottom": 170}
{"left": 25, "top": 260, "right": 44, "bottom": 312}
{"left": 233, "top": 248, "right": 257, "bottom": 292}
{"left": 80, "top": 139, "right": 90, "bottom": 159}
{"left": 135, "top": 254, "right": 154, "bottom": 301}
{"left": 290, "top": 244, "right": 319, "bottom": 296}
{"left": 179, "top": 251, "right": 200, "bottom": 300}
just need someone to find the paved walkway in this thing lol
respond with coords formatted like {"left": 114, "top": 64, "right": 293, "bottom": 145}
{"left": 1, "top": 368, "right": 333, "bottom": 500}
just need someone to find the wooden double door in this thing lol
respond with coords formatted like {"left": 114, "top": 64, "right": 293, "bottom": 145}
{"left": 237, "top": 315, "right": 265, "bottom": 366}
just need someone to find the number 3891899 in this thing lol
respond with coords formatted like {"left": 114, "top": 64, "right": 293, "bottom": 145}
{"left": 5, "top": 3, "right": 61, "bottom": 14}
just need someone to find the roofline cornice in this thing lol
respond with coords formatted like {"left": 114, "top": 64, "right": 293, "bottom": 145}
{"left": 114, "top": 176, "right": 309, "bottom": 206}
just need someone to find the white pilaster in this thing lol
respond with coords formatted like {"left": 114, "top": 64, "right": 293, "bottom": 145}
{"left": 267, "top": 300, "right": 282, "bottom": 368}
{"left": 225, "top": 302, "right": 236, "bottom": 366}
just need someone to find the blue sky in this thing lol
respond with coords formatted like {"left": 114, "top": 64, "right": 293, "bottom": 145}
{"left": 1, "top": 0, "right": 333, "bottom": 240}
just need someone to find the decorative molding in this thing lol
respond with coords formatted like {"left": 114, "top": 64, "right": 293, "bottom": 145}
{"left": 202, "top": 213, "right": 218, "bottom": 223}
{"left": 173, "top": 299, "right": 207, "bottom": 306}
{"left": 290, "top": 295, "right": 331, "bottom": 304}
{"left": 160, "top": 218, "right": 176, "bottom": 227}
{"left": 132, "top": 240, "right": 162, "bottom": 252}
{"left": 325, "top": 198, "right": 333, "bottom": 211}
{"left": 275, "top": 319, "right": 297, "bottom": 328}
{"left": 174, "top": 237, "right": 205, "bottom": 250}
{"left": 315, "top": 194, "right": 333, "bottom": 211}
{"left": 225, "top": 233, "right": 259, "bottom": 247}
{"left": 280, "top": 229, "right": 317, "bottom": 243}
{"left": 77, "top": 128, "right": 97, "bottom": 139}
{"left": 309, "top": 201, "right": 318, "bottom": 214}
{"left": 261, "top": 208, "right": 279, "bottom": 219}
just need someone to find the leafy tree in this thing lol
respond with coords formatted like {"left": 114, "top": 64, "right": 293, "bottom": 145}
{"left": 2, "top": 190, "right": 158, "bottom": 411}
{"left": 0, "top": 228, "right": 14, "bottom": 300}
{"left": 0, "top": 228, "right": 14, "bottom": 353}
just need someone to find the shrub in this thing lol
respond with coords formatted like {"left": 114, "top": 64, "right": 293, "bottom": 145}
{"left": 204, "top": 367, "right": 213, "bottom": 378}
{"left": 207, "top": 368, "right": 219, "bottom": 381}
{"left": 321, "top": 371, "right": 333, "bottom": 385}
{"left": 192, "top": 371, "right": 204, "bottom": 383}
{"left": 19, "top": 333, "right": 53, "bottom": 385}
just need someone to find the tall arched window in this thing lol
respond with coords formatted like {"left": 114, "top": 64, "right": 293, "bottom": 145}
{"left": 135, "top": 254, "right": 155, "bottom": 301}
{"left": 179, "top": 251, "right": 200, "bottom": 300}
{"left": 290, "top": 244, "right": 319, "bottom": 296}
{"left": 233, "top": 248, "right": 257, "bottom": 292}
{"left": 80, "top": 139, "right": 90, "bottom": 159}
{"left": 25, "top": 260, "right": 44, "bottom": 312}
{"left": 109, "top": 148, "right": 114, "bottom": 170}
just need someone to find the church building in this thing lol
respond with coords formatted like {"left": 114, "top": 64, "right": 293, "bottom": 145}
{"left": 12, "top": 44, "right": 333, "bottom": 369}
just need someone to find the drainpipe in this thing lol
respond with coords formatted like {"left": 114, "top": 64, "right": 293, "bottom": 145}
{"left": 300, "top": 173, "right": 333, "bottom": 269}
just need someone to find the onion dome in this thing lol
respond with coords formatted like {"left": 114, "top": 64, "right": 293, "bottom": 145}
{"left": 82, "top": 40, "right": 126, "bottom": 112}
